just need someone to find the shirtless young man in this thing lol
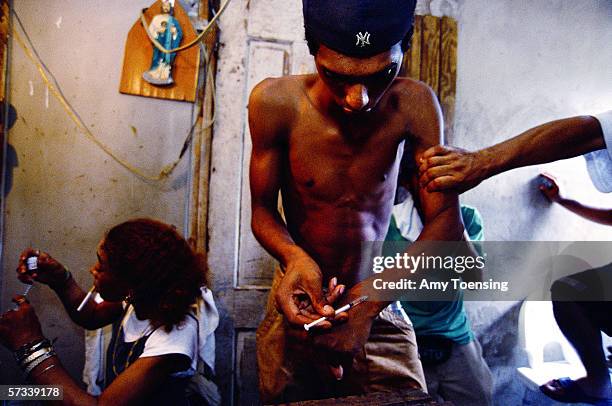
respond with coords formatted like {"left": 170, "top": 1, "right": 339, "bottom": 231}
{"left": 249, "top": 0, "right": 466, "bottom": 402}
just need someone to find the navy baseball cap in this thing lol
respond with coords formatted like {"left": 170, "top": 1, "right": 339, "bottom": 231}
{"left": 303, "top": 0, "right": 417, "bottom": 58}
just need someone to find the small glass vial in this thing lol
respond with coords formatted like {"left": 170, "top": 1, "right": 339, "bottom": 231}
{"left": 26, "top": 256, "right": 38, "bottom": 272}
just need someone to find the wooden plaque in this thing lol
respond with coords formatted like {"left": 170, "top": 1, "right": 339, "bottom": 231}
{"left": 401, "top": 15, "right": 458, "bottom": 140}
{"left": 119, "top": 1, "right": 200, "bottom": 102}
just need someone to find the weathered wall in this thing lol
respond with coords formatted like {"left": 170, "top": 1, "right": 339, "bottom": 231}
{"left": 451, "top": 1, "right": 612, "bottom": 404}
{"left": 0, "top": 1, "right": 194, "bottom": 382}
{"left": 455, "top": 0, "right": 612, "bottom": 241}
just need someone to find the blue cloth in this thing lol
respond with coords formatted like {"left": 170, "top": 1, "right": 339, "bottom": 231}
{"left": 584, "top": 110, "right": 612, "bottom": 193}
{"left": 387, "top": 205, "right": 484, "bottom": 344}
{"left": 150, "top": 15, "right": 183, "bottom": 70}
{"left": 303, "top": 0, "right": 416, "bottom": 57}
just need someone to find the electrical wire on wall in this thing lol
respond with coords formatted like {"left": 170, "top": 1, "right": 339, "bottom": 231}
{"left": 141, "top": 0, "right": 231, "bottom": 55}
{"left": 10, "top": 0, "right": 227, "bottom": 182}
{"left": 0, "top": 2, "right": 225, "bottom": 280}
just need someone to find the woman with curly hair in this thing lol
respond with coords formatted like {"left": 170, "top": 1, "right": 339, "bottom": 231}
{"left": 0, "top": 218, "right": 219, "bottom": 406}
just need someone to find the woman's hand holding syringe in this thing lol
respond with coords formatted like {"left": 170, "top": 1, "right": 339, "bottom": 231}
{"left": 16, "top": 249, "right": 85, "bottom": 311}
{"left": 10, "top": 256, "right": 38, "bottom": 310}
{"left": 17, "top": 249, "right": 71, "bottom": 289}
{"left": 14, "top": 249, "right": 118, "bottom": 330}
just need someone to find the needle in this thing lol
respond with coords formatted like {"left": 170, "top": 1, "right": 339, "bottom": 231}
{"left": 303, "top": 295, "right": 368, "bottom": 331}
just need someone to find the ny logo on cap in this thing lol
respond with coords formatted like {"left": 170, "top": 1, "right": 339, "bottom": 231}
{"left": 355, "top": 32, "right": 371, "bottom": 47}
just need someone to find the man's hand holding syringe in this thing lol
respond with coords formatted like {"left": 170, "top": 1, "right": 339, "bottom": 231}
{"left": 289, "top": 275, "right": 369, "bottom": 333}
{"left": 284, "top": 274, "right": 377, "bottom": 381}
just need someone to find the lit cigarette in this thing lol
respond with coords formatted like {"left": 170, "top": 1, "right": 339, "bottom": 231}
{"left": 303, "top": 295, "right": 368, "bottom": 331}
{"left": 77, "top": 286, "right": 96, "bottom": 312}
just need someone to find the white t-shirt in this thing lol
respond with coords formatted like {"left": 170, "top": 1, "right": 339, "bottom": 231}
{"left": 83, "top": 288, "right": 218, "bottom": 396}
{"left": 585, "top": 110, "right": 612, "bottom": 193}
{"left": 120, "top": 305, "right": 198, "bottom": 377}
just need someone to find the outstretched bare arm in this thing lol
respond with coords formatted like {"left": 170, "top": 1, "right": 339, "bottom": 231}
{"left": 419, "top": 116, "right": 605, "bottom": 193}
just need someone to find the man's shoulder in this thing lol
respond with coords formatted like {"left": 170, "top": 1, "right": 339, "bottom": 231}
{"left": 248, "top": 75, "right": 314, "bottom": 143}
{"left": 385, "top": 78, "right": 442, "bottom": 144}
{"left": 381, "top": 77, "right": 439, "bottom": 120}
{"left": 249, "top": 75, "right": 312, "bottom": 111}
{"left": 390, "top": 77, "right": 439, "bottom": 108}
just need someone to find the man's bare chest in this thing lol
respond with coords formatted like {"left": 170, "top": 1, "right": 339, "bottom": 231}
{"left": 286, "top": 119, "right": 409, "bottom": 201}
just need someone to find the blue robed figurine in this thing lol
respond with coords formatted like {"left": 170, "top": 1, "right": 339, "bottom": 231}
{"left": 143, "top": 0, "right": 183, "bottom": 85}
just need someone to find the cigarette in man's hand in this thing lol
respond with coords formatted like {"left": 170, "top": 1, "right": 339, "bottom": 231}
{"left": 304, "top": 295, "right": 368, "bottom": 331}
{"left": 77, "top": 286, "right": 96, "bottom": 312}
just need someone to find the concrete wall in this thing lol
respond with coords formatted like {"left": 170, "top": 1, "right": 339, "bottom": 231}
{"left": 455, "top": 0, "right": 612, "bottom": 241}
{"left": 451, "top": 1, "right": 612, "bottom": 404}
{"left": 0, "top": 1, "right": 194, "bottom": 382}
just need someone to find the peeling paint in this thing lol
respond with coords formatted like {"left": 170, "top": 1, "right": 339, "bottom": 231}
{"left": 28, "top": 80, "right": 34, "bottom": 96}
{"left": 55, "top": 16, "right": 62, "bottom": 29}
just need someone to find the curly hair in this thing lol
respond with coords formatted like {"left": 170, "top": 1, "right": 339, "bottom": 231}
{"left": 102, "top": 218, "right": 209, "bottom": 332}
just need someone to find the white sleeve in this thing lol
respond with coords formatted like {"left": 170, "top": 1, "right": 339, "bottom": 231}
{"left": 595, "top": 110, "right": 612, "bottom": 158}
{"left": 139, "top": 315, "right": 198, "bottom": 374}
{"left": 584, "top": 110, "right": 612, "bottom": 193}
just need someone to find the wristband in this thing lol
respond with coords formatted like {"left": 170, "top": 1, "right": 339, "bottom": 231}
{"left": 31, "top": 363, "right": 57, "bottom": 380}
{"left": 14, "top": 338, "right": 51, "bottom": 362}
{"left": 51, "top": 268, "right": 72, "bottom": 291}
{"left": 15, "top": 338, "right": 44, "bottom": 356}
{"left": 23, "top": 350, "right": 56, "bottom": 377}
{"left": 19, "top": 347, "right": 52, "bottom": 367}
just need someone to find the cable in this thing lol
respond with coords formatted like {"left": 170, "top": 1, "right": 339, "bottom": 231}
{"left": 140, "top": 0, "right": 232, "bottom": 54}
{"left": 12, "top": 29, "right": 167, "bottom": 181}
{"left": 11, "top": 8, "right": 219, "bottom": 181}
